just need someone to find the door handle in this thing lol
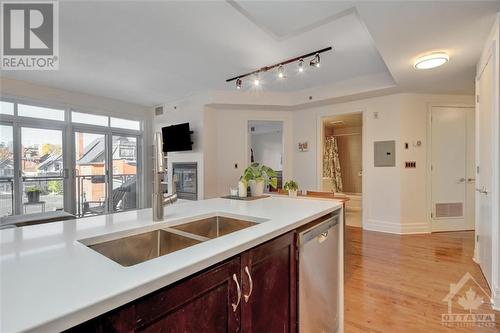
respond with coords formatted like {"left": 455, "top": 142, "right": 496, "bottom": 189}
{"left": 458, "top": 178, "right": 466, "bottom": 183}
{"left": 231, "top": 274, "right": 241, "bottom": 312}
{"left": 243, "top": 266, "right": 253, "bottom": 303}
{"left": 467, "top": 178, "right": 475, "bottom": 182}
{"left": 476, "top": 187, "right": 489, "bottom": 195}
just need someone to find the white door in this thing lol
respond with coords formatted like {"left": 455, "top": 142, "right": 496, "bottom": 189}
{"left": 431, "top": 106, "right": 475, "bottom": 232}
{"left": 476, "top": 56, "right": 493, "bottom": 287}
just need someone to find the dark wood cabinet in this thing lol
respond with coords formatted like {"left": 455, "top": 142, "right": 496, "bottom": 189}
{"left": 67, "top": 232, "right": 296, "bottom": 333}
{"left": 240, "top": 232, "right": 296, "bottom": 333}
{"left": 135, "top": 257, "right": 241, "bottom": 332}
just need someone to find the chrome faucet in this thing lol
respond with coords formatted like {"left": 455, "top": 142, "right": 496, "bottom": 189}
{"left": 153, "top": 132, "right": 178, "bottom": 221}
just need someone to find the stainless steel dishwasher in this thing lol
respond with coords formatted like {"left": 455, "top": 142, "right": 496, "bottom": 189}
{"left": 298, "top": 210, "right": 340, "bottom": 333}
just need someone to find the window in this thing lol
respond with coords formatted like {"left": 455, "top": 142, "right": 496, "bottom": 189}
{"left": 110, "top": 117, "right": 141, "bottom": 131}
{"left": 0, "top": 101, "right": 14, "bottom": 115}
{"left": 18, "top": 104, "right": 65, "bottom": 121}
{"left": 72, "top": 111, "right": 108, "bottom": 126}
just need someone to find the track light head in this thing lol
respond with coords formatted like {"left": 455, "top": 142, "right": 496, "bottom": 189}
{"left": 298, "top": 58, "right": 304, "bottom": 72}
{"left": 277, "top": 64, "right": 285, "bottom": 79}
{"left": 236, "top": 78, "right": 242, "bottom": 89}
{"left": 310, "top": 53, "right": 320, "bottom": 68}
{"left": 253, "top": 75, "right": 260, "bottom": 87}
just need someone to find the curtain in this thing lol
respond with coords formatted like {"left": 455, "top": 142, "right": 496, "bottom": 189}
{"left": 323, "top": 136, "right": 343, "bottom": 192}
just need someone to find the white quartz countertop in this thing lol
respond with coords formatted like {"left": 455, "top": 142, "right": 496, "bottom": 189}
{"left": 0, "top": 196, "right": 341, "bottom": 333}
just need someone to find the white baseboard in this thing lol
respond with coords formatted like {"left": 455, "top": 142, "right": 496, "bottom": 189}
{"left": 364, "top": 219, "right": 430, "bottom": 235}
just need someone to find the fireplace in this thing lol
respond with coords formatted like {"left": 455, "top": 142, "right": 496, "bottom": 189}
{"left": 172, "top": 163, "right": 197, "bottom": 200}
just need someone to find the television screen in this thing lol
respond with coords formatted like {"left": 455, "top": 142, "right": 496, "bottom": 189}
{"left": 162, "top": 123, "right": 193, "bottom": 152}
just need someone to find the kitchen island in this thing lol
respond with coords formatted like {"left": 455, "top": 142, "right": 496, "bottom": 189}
{"left": 0, "top": 196, "right": 343, "bottom": 333}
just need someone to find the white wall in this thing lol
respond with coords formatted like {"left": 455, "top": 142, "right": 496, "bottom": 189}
{"left": 0, "top": 77, "right": 153, "bottom": 208}
{"left": 293, "top": 93, "right": 474, "bottom": 234}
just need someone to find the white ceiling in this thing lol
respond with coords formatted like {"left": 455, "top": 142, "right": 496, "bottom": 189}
{"left": 2, "top": 1, "right": 498, "bottom": 107}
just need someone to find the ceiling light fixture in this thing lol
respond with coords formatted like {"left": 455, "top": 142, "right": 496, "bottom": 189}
{"left": 236, "top": 78, "right": 242, "bottom": 89}
{"left": 226, "top": 46, "right": 332, "bottom": 89}
{"left": 298, "top": 58, "right": 304, "bottom": 73}
{"left": 310, "top": 53, "right": 320, "bottom": 68}
{"left": 414, "top": 52, "right": 449, "bottom": 70}
{"left": 277, "top": 64, "right": 285, "bottom": 78}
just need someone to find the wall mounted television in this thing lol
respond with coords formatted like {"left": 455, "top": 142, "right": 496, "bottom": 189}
{"left": 162, "top": 122, "right": 193, "bottom": 152}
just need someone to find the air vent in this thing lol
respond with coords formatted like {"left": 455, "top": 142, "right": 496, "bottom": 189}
{"left": 435, "top": 203, "right": 463, "bottom": 218}
{"left": 155, "top": 106, "right": 164, "bottom": 116}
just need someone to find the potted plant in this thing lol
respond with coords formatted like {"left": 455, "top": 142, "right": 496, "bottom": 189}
{"left": 284, "top": 180, "right": 299, "bottom": 197}
{"left": 25, "top": 186, "right": 42, "bottom": 203}
{"left": 242, "top": 163, "right": 277, "bottom": 197}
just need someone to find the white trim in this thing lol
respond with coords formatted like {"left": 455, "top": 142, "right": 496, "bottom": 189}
{"left": 364, "top": 219, "right": 429, "bottom": 235}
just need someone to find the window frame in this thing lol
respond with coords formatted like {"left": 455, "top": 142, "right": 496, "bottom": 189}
{"left": 0, "top": 97, "right": 144, "bottom": 217}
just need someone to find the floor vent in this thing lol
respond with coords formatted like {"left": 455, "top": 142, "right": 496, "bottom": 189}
{"left": 435, "top": 203, "right": 463, "bottom": 218}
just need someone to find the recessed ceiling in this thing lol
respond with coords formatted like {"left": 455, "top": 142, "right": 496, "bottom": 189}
{"left": 2, "top": 1, "right": 498, "bottom": 107}
{"left": 229, "top": 1, "right": 355, "bottom": 39}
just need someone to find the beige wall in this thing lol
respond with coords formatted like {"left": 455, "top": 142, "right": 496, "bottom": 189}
{"left": 293, "top": 93, "right": 474, "bottom": 234}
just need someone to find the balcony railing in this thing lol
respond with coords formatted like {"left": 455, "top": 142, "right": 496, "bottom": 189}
{"left": 0, "top": 177, "right": 14, "bottom": 217}
{"left": 0, "top": 174, "right": 136, "bottom": 218}
{"left": 76, "top": 174, "right": 137, "bottom": 218}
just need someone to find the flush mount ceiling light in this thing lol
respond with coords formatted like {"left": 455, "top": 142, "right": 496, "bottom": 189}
{"left": 414, "top": 52, "right": 449, "bottom": 70}
{"left": 226, "top": 47, "right": 332, "bottom": 89}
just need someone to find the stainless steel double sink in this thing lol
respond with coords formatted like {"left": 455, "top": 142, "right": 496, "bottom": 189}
{"left": 80, "top": 214, "right": 262, "bottom": 267}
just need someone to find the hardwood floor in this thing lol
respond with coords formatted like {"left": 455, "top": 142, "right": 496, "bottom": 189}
{"left": 344, "top": 227, "right": 499, "bottom": 332}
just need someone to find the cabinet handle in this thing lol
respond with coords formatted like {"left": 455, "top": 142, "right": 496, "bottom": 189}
{"left": 244, "top": 266, "right": 253, "bottom": 303}
{"left": 231, "top": 274, "right": 241, "bottom": 312}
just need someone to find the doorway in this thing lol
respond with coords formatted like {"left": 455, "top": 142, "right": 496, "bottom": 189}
{"left": 74, "top": 130, "right": 139, "bottom": 217}
{"left": 248, "top": 120, "right": 284, "bottom": 190}
{"left": 321, "top": 113, "right": 363, "bottom": 227}
{"left": 429, "top": 106, "right": 475, "bottom": 232}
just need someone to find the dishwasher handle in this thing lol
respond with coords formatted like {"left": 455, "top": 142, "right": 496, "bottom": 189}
{"left": 299, "top": 214, "right": 339, "bottom": 245}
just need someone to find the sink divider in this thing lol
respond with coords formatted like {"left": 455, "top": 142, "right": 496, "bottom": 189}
{"left": 162, "top": 227, "right": 211, "bottom": 243}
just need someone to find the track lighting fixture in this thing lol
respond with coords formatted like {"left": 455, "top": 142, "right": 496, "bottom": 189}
{"left": 226, "top": 46, "right": 332, "bottom": 89}
{"left": 298, "top": 59, "right": 304, "bottom": 73}
{"left": 278, "top": 64, "right": 285, "bottom": 78}
{"left": 310, "top": 53, "right": 320, "bottom": 68}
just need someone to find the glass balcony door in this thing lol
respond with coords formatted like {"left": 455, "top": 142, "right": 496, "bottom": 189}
{"left": 74, "top": 131, "right": 108, "bottom": 217}
{"left": 20, "top": 127, "right": 66, "bottom": 214}
{"left": 0, "top": 124, "right": 14, "bottom": 217}
{"left": 74, "top": 131, "right": 139, "bottom": 217}
{"left": 111, "top": 135, "right": 138, "bottom": 212}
